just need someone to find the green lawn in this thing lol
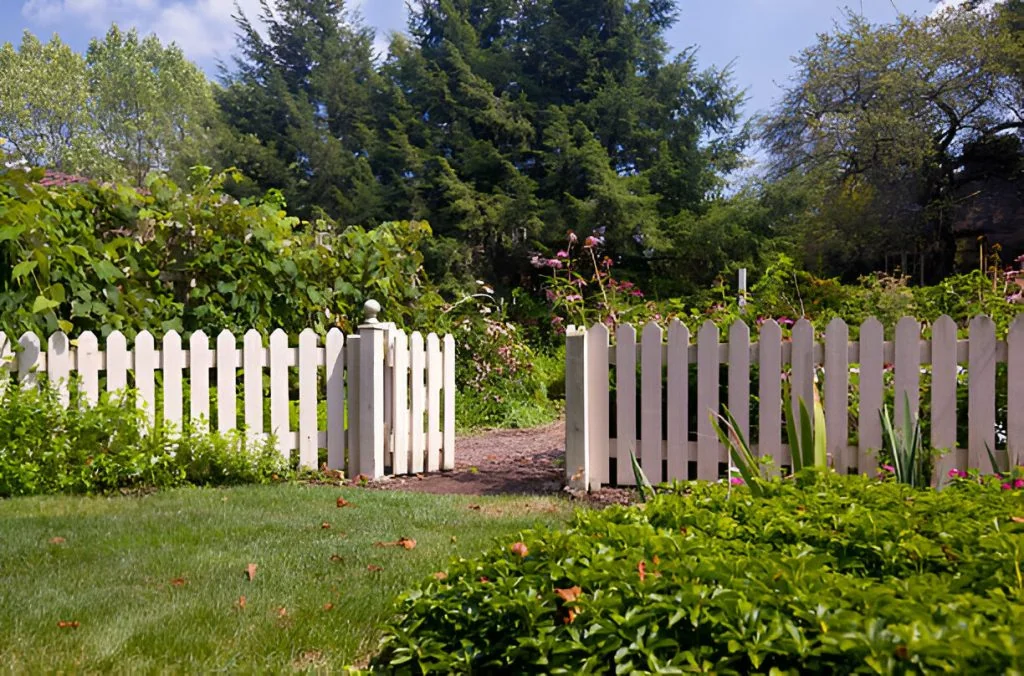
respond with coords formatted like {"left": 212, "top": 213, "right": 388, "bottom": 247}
{"left": 0, "top": 484, "right": 572, "bottom": 672}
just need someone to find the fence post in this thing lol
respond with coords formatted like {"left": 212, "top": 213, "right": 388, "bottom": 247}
{"left": 565, "top": 327, "right": 590, "bottom": 491}
{"left": 358, "top": 300, "right": 387, "bottom": 479}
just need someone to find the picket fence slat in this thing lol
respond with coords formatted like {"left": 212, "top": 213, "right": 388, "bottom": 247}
{"left": 931, "top": 316, "right": 959, "bottom": 481}
{"left": 666, "top": 320, "right": 689, "bottom": 481}
{"left": 616, "top": 324, "right": 637, "bottom": 485}
{"left": 641, "top": 322, "right": 663, "bottom": 482}
{"left": 565, "top": 314, "right": 1024, "bottom": 491}
{"left": 696, "top": 321, "right": 718, "bottom": 481}
{"left": 6, "top": 309, "right": 455, "bottom": 483}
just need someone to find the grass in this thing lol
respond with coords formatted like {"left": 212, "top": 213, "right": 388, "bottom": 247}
{"left": 0, "top": 484, "right": 572, "bottom": 672}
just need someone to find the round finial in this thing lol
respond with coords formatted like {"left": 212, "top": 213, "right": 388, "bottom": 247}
{"left": 363, "top": 299, "right": 381, "bottom": 324}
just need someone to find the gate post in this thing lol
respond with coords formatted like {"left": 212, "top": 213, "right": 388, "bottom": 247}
{"left": 565, "top": 326, "right": 590, "bottom": 491}
{"left": 358, "top": 300, "right": 386, "bottom": 478}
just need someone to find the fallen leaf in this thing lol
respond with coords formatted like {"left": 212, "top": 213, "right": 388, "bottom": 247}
{"left": 367, "top": 564, "right": 384, "bottom": 572}
{"left": 245, "top": 563, "right": 258, "bottom": 581}
{"left": 563, "top": 608, "right": 577, "bottom": 624}
{"left": 432, "top": 571, "right": 448, "bottom": 580}
{"left": 277, "top": 607, "right": 288, "bottom": 618}
{"left": 450, "top": 535, "right": 458, "bottom": 543}
{"left": 554, "top": 586, "right": 581, "bottom": 603}
{"left": 1012, "top": 516, "right": 1024, "bottom": 523}
{"left": 375, "top": 537, "right": 417, "bottom": 550}
{"left": 323, "top": 603, "right": 334, "bottom": 611}
{"left": 48, "top": 537, "right": 66, "bottom": 545}
{"left": 170, "top": 577, "right": 187, "bottom": 587}
{"left": 468, "top": 504, "right": 481, "bottom": 511}
{"left": 329, "top": 554, "right": 343, "bottom": 562}
{"left": 336, "top": 497, "right": 352, "bottom": 508}
{"left": 321, "top": 522, "right": 331, "bottom": 530}
{"left": 57, "top": 620, "right": 80, "bottom": 629}
{"left": 637, "top": 560, "right": 647, "bottom": 582}
{"left": 236, "top": 596, "right": 247, "bottom": 609}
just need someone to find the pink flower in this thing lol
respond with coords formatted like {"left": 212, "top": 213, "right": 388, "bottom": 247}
{"left": 510, "top": 542, "right": 529, "bottom": 558}
{"left": 551, "top": 316, "right": 563, "bottom": 325}
{"left": 567, "top": 231, "right": 578, "bottom": 245}
{"left": 529, "top": 255, "right": 545, "bottom": 268}
{"left": 545, "top": 289, "right": 557, "bottom": 302}
{"left": 630, "top": 289, "right": 644, "bottom": 297}
{"left": 564, "top": 294, "right": 582, "bottom": 302}
{"left": 547, "top": 259, "right": 563, "bottom": 269}
{"left": 1014, "top": 479, "right": 1024, "bottom": 489}
{"left": 881, "top": 464, "right": 895, "bottom": 473}
{"left": 730, "top": 477, "right": 745, "bottom": 485}
{"left": 602, "top": 257, "right": 613, "bottom": 269}
{"left": 556, "top": 250, "right": 569, "bottom": 259}
{"left": 1002, "top": 483, "right": 1013, "bottom": 490}
{"left": 948, "top": 468, "right": 961, "bottom": 479}
{"left": 584, "top": 236, "right": 598, "bottom": 248}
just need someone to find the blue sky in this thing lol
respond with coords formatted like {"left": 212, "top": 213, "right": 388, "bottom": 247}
{"left": 3, "top": 0, "right": 952, "bottom": 119}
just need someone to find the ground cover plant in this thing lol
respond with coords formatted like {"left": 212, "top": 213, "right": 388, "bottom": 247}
{"left": 372, "top": 472, "right": 1024, "bottom": 673}
{"left": 0, "top": 485, "right": 572, "bottom": 672}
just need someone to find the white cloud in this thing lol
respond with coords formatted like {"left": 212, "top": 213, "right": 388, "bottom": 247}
{"left": 930, "top": 0, "right": 1005, "bottom": 17}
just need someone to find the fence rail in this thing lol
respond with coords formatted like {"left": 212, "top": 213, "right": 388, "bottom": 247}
{"left": 565, "top": 315, "right": 1024, "bottom": 491}
{"left": 0, "top": 303, "right": 455, "bottom": 480}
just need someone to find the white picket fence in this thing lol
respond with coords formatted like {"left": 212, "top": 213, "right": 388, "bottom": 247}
{"left": 565, "top": 315, "right": 1024, "bottom": 490}
{"left": 0, "top": 302, "right": 456, "bottom": 479}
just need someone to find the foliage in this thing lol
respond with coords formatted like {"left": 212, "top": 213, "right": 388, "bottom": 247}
{"left": 0, "top": 27, "right": 216, "bottom": 185}
{"left": 0, "top": 166, "right": 441, "bottom": 339}
{"left": 0, "top": 378, "right": 292, "bottom": 498}
{"left": 628, "top": 449, "right": 655, "bottom": 503}
{"left": 784, "top": 384, "right": 827, "bottom": 473}
{"left": 879, "top": 394, "right": 931, "bottom": 488}
{"left": 373, "top": 474, "right": 1024, "bottom": 673}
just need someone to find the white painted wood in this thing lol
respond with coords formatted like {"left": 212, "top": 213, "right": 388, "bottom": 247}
{"left": 77, "top": 332, "right": 101, "bottom": 405}
{"left": 894, "top": 317, "right": 920, "bottom": 427}
{"left": 162, "top": 331, "right": 184, "bottom": 432}
{"left": 298, "top": 329, "right": 318, "bottom": 469}
{"left": 426, "top": 333, "right": 442, "bottom": 473}
{"left": 930, "top": 316, "right": 960, "bottom": 482}
{"left": 565, "top": 330, "right": 589, "bottom": 491}
{"left": 727, "top": 320, "right": 751, "bottom": 456}
{"left": 269, "top": 329, "right": 289, "bottom": 456}
{"left": 696, "top": 321, "right": 719, "bottom": 481}
{"left": 18, "top": 332, "right": 42, "bottom": 388}
{"left": 758, "top": 320, "right": 784, "bottom": 466}
{"left": 666, "top": 320, "right": 689, "bottom": 482}
{"left": 790, "top": 319, "right": 815, "bottom": 436}
{"left": 640, "top": 322, "right": 663, "bottom": 483}
{"left": 391, "top": 330, "right": 409, "bottom": 475}
{"left": 409, "top": 332, "right": 425, "bottom": 474}
{"left": 346, "top": 335, "right": 361, "bottom": 477}
{"left": 359, "top": 324, "right": 386, "bottom": 478}
{"left": 217, "top": 330, "right": 237, "bottom": 434}
{"left": 442, "top": 333, "right": 456, "bottom": 472}
{"left": 586, "top": 324, "right": 610, "bottom": 488}
{"left": 824, "top": 318, "right": 849, "bottom": 471}
{"left": 1008, "top": 315, "right": 1024, "bottom": 468}
{"left": 325, "top": 328, "right": 346, "bottom": 471}
{"left": 243, "top": 330, "right": 264, "bottom": 440}
{"left": 134, "top": 331, "right": 156, "bottom": 427}
{"left": 189, "top": 331, "right": 211, "bottom": 432}
{"left": 968, "top": 315, "right": 997, "bottom": 470}
{"left": 105, "top": 331, "right": 128, "bottom": 398}
{"left": 46, "top": 332, "right": 72, "bottom": 406}
{"left": 615, "top": 324, "right": 637, "bottom": 485}
{"left": 858, "top": 318, "right": 884, "bottom": 472}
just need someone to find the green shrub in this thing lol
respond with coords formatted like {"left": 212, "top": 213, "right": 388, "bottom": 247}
{"left": 372, "top": 474, "right": 1024, "bottom": 673}
{"left": 0, "top": 378, "right": 293, "bottom": 497}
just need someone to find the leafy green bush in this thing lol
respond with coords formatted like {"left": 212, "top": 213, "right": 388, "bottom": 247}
{"left": 372, "top": 474, "right": 1024, "bottom": 673}
{"left": 0, "top": 379, "right": 292, "bottom": 497}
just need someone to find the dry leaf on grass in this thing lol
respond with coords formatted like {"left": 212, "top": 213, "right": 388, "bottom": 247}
{"left": 323, "top": 603, "right": 334, "bottom": 611}
{"left": 57, "top": 620, "right": 79, "bottom": 629}
{"left": 236, "top": 596, "right": 247, "bottom": 609}
{"left": 336, "top": 497, "right": 352, "bottom": 508}
{"left": 277, "top": 607, "right": 288, "bottom": 618}
{"left": 329, "top": 554, "right": 343, "bottom": 562}
{"left": 432, "top": 571, "right": 448, "bottom": 580}
{"left": 1012, "top": 516, "right": 1024, "bottom": 523}
{"left": 321, "top": 522, "right": 331, "bottom": 530}
{"left": 170, "top": 577, "right": 187, "bottom": 587}
{"left": 367, "top": 564, "right": 384, "bottom": 572}
{"left": 467, "top": 504, "right": 481, "bottom": 511}
{"left": 48, "top": 537, "right": 66, "bottom": 545}
{"left": 245, "top": 563, "right": 258, "bottom": 581}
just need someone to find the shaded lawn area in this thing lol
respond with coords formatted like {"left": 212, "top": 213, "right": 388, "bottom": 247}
{"left": 0, "top": 484, "right": 572, "bottom": 672}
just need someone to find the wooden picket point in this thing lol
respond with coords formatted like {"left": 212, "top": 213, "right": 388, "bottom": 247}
{"left": 968, "top": 316, "right": 997, "bottom": 471}
{"left": 269, "top": 329, "right": 289, "bottom": 456}
{"left": 346, "top": 334, "right": 361, "bottom": 477}
{"left": 615, "top": 324, "right": 637, "bottom": 485}
{"left": 666, "top": 320, "right": 690, "bottom": 481}
{"left": 163, "top": 331, "right": 184, "bottom": 431}
{"left": 298, "top": 329, "right": 318, "bottom": 469}
{"left": 442, "top": 333, "right": 456, "bottom": 472}
{"left": 391, "top": 330, "right": 410, "bottom": 475}
{"left": 640, "top": 322, "right": 663, "bottom": 482}
{"left": 585, "top": 324, "right": 610, "bottom": 487}
{"left": 758, "top": 320, "right": 783, "bottom": 466}
{"left": 135, "top": 331, "right": 156, "bottom": 426}
{"left": 858, "top": 318, "right": 884, "bottom": 473}
{"left": 189, "top": 331, "right": 211, "bottom": 431}
{"left": 565, "top": 328, "right": 589, "bottom": 491}
{"left": 106, "top": 331, "right": 128, "bottom": 397}
{"left": 217, "top": 330, "right": 237, "bottom": 434}
{"left": 47, "top": 332, "right": 72, "bottom": 407}
{"left": 696, "top": 321, "right": 719, "bottom": 481}
{"left": 426, "top": 333, "right": 442, "bottom": 473}
{"left": 824, "top": 318, "right": 849, "bottom": 471}
{"left": 243, "top": 330, "right": 264, "bottom": 441}
{"left": 931, "top": 316, "right": 959, "bottom": 481}
{"left": 1008, "top": 315, "right": 1024, "bottom": 468}
{"left": 325, "top": 328, "right": 346, "bottom": 471}
{"left": 18, "top": 332, "right": 42, "bottom": 389}
{"left": 78, "top": 332, "right": 101, "bottom": 405}
{"left": 409, "top": 332, "right": 425, "bottom": 475}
